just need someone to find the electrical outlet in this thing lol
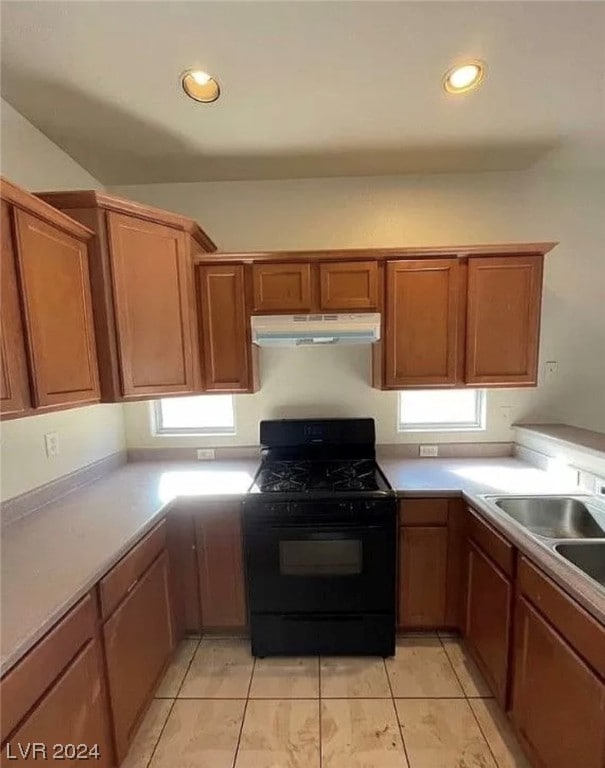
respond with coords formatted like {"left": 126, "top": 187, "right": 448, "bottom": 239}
{"left": 419, "top": 445, "right": 439, "bottom": 458}
{"left": 196, "top": 448, "right": 215, "bottom": 461}
{"left": 44, "top": 432, "right": 59, "bottom": 458}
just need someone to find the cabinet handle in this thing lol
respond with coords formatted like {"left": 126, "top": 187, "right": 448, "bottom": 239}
{"left": 126, "top": 578, "right": 138, "bottom": 594}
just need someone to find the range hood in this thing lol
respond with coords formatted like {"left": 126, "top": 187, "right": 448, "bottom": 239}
{"left": 251, "top": 313, "right": 381, "bottom": 347}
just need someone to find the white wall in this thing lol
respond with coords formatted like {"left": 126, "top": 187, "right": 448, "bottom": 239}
{"left": 113, "top": 165, "right": 605, "bottom": 449}
{"left": 0, "top": 99, "right": 126, "bottom": 502}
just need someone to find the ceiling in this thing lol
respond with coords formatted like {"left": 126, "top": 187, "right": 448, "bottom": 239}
{"left": 1, "top": 1, "right": 604, "bottom": 184}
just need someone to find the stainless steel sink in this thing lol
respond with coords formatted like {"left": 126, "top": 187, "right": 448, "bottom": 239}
{"left": 554, "top": 542, "right": 605, "bottom": 588}
{"left": 492, "top": 497, "right": 605, "bottom": 539}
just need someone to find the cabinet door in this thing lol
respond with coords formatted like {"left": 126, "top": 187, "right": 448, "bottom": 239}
{"left": 103, "top": 552, "right": 174, "bottom": 762}
{"left": 0, "top": 202, "right": 30, "bottom": 417}
{"left": 398, "top": 526, "right": 447, "bottom": 628}
{"left": 13, "top": 209, "right": 99, "bottom": 409}
{"left": 464, "top": 541, "right": 512, "bottom": 704}
{"left": 466, "top": 255, "right": 543, "bottom": 385}
{"left": 196, "top": 505, "right": 247, "bottom": 629}
{"left": 319, "top": 261, "right": 378, "bottom": 311}
{"left": 252, "top": 263, "right": 312, "bottom": 312}
{"left": 107, "top": 212, "right": 196, "bottom": 397}
{"left": 198, "top": 265, "right": 254, "bottom": 392}
{"left": 385, "top": 259, "right": 460, "bottom": 387}
{"left": 512, "top": 596, "right": 605, "bottom": 768}
{"left": 4, "top": 641, "right": 112, "bottom": 767}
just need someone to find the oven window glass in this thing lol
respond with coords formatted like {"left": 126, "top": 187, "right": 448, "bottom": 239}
{"left": 279, "top": 539, "right": 362, "bottom": 576}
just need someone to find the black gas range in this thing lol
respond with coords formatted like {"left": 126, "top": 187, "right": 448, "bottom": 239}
{"left": 242, "top": 418, "right": 396, "bottom": 657}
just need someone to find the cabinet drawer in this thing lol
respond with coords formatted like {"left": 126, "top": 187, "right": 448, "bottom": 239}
{"left": 467, "top": 508, "right": 514, "bottom": 576}
{"left": 99, "top": 520, "right": 166, "bottom": 618}
{"left": 399, "top": 498, "right": 449, "bottom": 526}
{"left": 518, "top": 557, "right": 605, "bottom": 679}
{"left": 1, "top": 594, "right": 95, "bottom": 743}
{"left": 319, "top": 261, "right": 378, "bottom": 311}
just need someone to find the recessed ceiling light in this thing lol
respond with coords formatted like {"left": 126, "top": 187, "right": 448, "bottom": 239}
{"left": 443, "top": 61, "right": 485, "bottom": 94}
{"left": 181, "top": 69, "right": 220, "bottom": 103}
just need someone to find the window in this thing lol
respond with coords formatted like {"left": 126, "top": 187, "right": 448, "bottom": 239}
{"left": 398, "top": 390, "right": 486, "bottom": 432}
{"left": 154, "top": 395, "right": 235, "bottom": 435}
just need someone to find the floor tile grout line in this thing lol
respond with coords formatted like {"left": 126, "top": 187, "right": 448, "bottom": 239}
{"left": 437, "top": 635, "right": 503, "bottom": 768}
{"left": 230, "top": 655, "right": 256, "bottom": 768}
{"left": 145, "top": 635, "right": 202, "bottom": 768}
{"left": 384, "top": 656, "right": 413, "bottom": 768}
{"left": 437, "top": 633, "right": 467, "bottom": 698}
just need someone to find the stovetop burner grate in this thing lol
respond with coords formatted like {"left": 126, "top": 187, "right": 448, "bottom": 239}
{"left": 255, "top": 458, "right": 382, "bottom": 493}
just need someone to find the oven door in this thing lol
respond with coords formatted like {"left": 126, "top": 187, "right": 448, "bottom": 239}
{"left": 244, "top": 513, "right": 395, "bottom": 614}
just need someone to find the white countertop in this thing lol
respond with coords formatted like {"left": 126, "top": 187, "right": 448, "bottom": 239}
{"left": 2, "top": 455, "right": 603, "bottom": 677}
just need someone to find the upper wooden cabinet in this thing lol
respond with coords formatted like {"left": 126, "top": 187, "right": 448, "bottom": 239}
{"left": 37, "top": 190, "right": 216, "bottom": 401}
{"left": 384, "top": 259, "right": 461, "bottom": 387}
{"left": 252, "top": 262, "right": 312, "bottom": 313}
{"left": 0, "top": 201, "right": 31, "bottom": 418}
{"left": 466, "top": 255, "right": 543, "bottom": 385}
{"left": 1, "top": 178, "right": 99, "bottom": 417}
{"left": 319, "top": 261, "right": 378, "bottom": 311}
{"left": 197, "top": 264, "right": 258, "bottom": 392}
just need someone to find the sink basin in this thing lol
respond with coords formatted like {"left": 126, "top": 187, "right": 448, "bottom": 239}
{"left": 493, "top": 497, "right": 605, "bottom": 539}
{"left": 555, "top": 543, "right": 605, "bottom": 588}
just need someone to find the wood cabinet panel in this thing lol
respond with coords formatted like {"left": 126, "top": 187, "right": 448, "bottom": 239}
{"left": 512, "top": 596, "right": 605, "bottom": 768}
{"left": 384, "top": 259, "right": 460, "bottom": 387}
{"left": 466, "top": 255, "right": 543, "bottom": 385}
{"left": 399, "top": 526, "right": 448, "bottom": 628}
{"left": 464, "top": 540, "right": 512, "bottom": 704}
{"left": 167, "top": 509, "right": 201, "bottom": 637}
{"left": 107, "top": 212, "right": 196, "bottom": 397}
{"left": 252, "top": 263, "right": 312, "bottom": 312}
{"left": 195, "top": 505, "right": 247, "bottom": 629}
{"left": 398, "top": 498, "right": 449, "bottom": 526}
{"left": 13, "top": 209, "right": 99, "bottom": 409}
{"left": 3, "top": 641, "right": 112, "bottom": 767}
{"left": 445, "top": 499, "right": 467, "bottom": 628}
{"left": 198, "top": 264, "right": 255, "bottom": 392}
{"left": 467, "top": 508, "right": 515, "bottom": 577}
{"left": 319, "top": 261, "right": 378, "bottom": 310}
{"left": 103, "top": 552, "right": 174, "bottom": 761}
{"left": 99, "top": 520, "right": 166, "bottom": 619}
{"left": 0, "top": 201, "right": 30, "bottom": 418}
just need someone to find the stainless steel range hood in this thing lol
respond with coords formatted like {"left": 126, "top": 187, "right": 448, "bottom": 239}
{"left": 251, "top": 313, "right": 381, "bottom": 347}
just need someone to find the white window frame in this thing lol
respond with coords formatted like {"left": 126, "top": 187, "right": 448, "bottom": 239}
{"left": 398, "top": 389, "right": 486, "bottom": 433}
{"left": 153, "top": 395, "right": 236, "bottom": 436}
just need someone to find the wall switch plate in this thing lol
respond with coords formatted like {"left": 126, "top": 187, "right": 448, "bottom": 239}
{"left": 544, "top": 361, "right": 558, "bottom": 382}
{"left": 419, "top": 445, "right": 439, "bottom": 458}
{"left": 197, "top": 448, "right": 215, "bottom": 461}
{"left": 44, "top": 432, "right": 59, "bottom": 458}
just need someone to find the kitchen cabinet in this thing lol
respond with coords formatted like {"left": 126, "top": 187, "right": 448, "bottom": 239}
{"left": 103, "top": 551, "right": 174, "bottom": 762}
{"left": 319, "top": 261, "right": 378, "bottom": 311}
{"left": 466, "top": 255, "right": 543, "bottom": 385}
{"left": 1, "top": 179, "right": 99, "bottom": 416}
{"left": 0, "top": 200, "right": 30, "bottom": 418}
{"left": 464, "top": 538, "right": 512, "bottom": 705}
{"left": 383, "top": 259, "right": 461, "bottom": 387}
{"left": 0, "top": 595, "right": 112, "bottom": 767}
{"left": 37, "top": 190, "right": 216, "bottom": 401}
{"left": 197, "top": 264, "right": 258, "bottom": 392}
{"left": 398, "top": 526, "right": 448, "bottom": 628}
{"left": 167, "top": 508, "right": 202, "bottom": 637}
{"left": 251, "top": 262, "right": 312, "bottom": 313}
{"left": 512, "top": 596, "right": 605, "bottom": 768}
{"left": 195, "top": 504, "right": 247, "bottom": 629}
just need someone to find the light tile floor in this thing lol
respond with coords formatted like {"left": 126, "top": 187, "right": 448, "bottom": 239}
{"left": 128, "top": 632, "right": 530, "bottom": 768}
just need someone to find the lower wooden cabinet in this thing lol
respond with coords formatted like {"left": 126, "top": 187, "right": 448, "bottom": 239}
{"left": 103, "top": 552, "right": 174, "bottom": 762}
{"left": 195, "top": 505, "right": 247, "bottom": 630}
{"left": 399, "top": 526, "right": 448, "bottom": 628}
{"left": 464, "top": 540, "right": 512, "bottom": 704}
{"left": 512, "top": 596, "right": 605, "bottom": 768}
{"left": 4, "top": 642, "right": 112, "bottom": 766}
